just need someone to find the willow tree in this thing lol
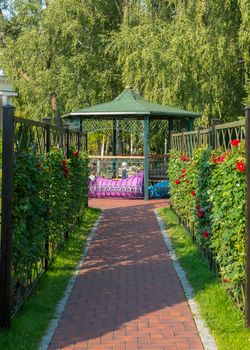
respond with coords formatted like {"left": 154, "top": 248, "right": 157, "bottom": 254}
{"left": 110, "top": 0, "right": 245, "bottom": 125}
{"left": 0, "top": 0, "right": 123, "bottom": 119}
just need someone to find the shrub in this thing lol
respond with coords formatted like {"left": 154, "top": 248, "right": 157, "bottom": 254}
{"left": 168, "top": 141, "right": 246, "bottom": 308}
{"left": 12, "top": 148, "right": 88, "bottom": 289}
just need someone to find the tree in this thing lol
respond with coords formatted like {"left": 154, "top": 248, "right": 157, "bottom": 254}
{"left": 0, "top": 0, "right": 123, "bottom": 120}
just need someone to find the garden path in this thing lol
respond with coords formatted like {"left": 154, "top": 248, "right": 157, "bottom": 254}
{"left": 48, "top": 198, "right": 204, "bottom": 350}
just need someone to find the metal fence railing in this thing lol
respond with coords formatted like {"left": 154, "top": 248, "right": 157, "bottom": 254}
{"left": 0, "top": 105, "right": 88, "bottom": 329}
{"left": 171, "top": 118, "right": 246, "bottom": 157}
{"left": 89, "top": 154, "right": 168, "bottom": 182}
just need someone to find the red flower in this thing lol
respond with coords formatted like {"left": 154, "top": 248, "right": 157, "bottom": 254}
{"left": 180, "top": 174, "right": 185, "bottom": 178}
{"left": 182, "top": 169, "right": 186, "bottom": 174}
{"left": 175, "top": 179, "right": 180, "bottom": 185}
{"left": 191, "top": 190, "right": 195, "bottom": 197}
{"left": 236, "top": 161, "right": 245, "bottom": 172}
{"left": 196, "top": 205, "right": 201, "bottom": 211}
{"left": 180, "top": 155, "right": 185, "bottom": 161}
{"left": 211, "top": 155, "right": 217, "bottom": 163}
{"left": 61, "top": 160, "right": 67, "bottom": 167}
{"left": 203, "top": 229, "right": 209, "bottom": 238}
{"left": 216, "top": 156, "right": 225, "bottom": 164}
{"left": 63, "top": 167, "right": 69, "bottom": 174}
{"left": 197, "top": 210, "right": 205, "bottom": 218}
{"left": 186, "top": 179, "right": 189, "bottom": 183}
{"left": 231, "top": 139, "right": 240, "bottom": 147}
{"left": 73, "top": 150, "right": 79, "bottom": 157}
{"left": 224, "top": 277, "right": 230, "bottom": 283}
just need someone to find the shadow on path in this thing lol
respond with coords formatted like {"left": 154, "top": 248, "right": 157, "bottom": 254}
{"left": 48, "top": 199, "right": 204, "bottom": 350}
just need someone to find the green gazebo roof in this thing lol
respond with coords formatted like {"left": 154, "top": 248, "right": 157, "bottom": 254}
{"left": 63, "top": 87, "right": 200, "bottom": 119}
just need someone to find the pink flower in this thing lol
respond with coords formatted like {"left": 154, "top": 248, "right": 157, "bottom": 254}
{"left": 180, "top": 155, "right": 185, "bottom": 161}
{"left": 231, "top": 139, "right": 240, "bottom": 147}
{"left": 175, "top": 179, "right": 180, "bottom": 185}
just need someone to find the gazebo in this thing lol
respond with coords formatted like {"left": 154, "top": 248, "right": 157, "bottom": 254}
{"left": 63, "top": 87, "right": 200, "bottom": 200}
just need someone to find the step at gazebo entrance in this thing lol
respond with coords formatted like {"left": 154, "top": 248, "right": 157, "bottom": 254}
{"left": 63, "top": 87, "right": 200, "bottom": 200}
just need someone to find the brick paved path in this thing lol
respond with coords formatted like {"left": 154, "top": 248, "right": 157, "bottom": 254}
{"left": 48, "top": 199, "right": 204, "bottom": 350}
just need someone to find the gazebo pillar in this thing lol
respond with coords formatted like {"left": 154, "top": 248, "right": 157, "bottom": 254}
{"left": 112, "top": 118, "right": 117, "bottom": 177}
{"left": 167, "top": 119, "right": 174, "bottom": 152}
{"left": 143, "top": 115, "right": 149, "bottom": 200}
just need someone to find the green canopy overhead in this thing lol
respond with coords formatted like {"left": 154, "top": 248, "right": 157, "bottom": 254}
{"left": 62, "top": 87, "right": 200, "bottom": 120}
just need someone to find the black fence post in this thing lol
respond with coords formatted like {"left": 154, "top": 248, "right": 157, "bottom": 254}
{"left": 211, "top": 118, "right": 221, "bottom": 149}
{"left": 77, "top": 132, "right": 81, "bottom": 153}
{"left": 42, "top": 118, "right": 51, "bottom": 271}
{"left": 64, "top": 125, "right": 70, "bottom": 158}
{"left": 245, "top": 106, "right": 250, "bottom": 327}
{"left": 0, "top": 104, "right": 15, "bottom": 330}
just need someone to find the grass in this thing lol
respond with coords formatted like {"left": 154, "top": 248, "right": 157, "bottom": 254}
{"left": 158, "top": 207, "right": 250, "bottom": 350}
{"left": 0, "top": 207, "right": 100, "bottom": 350}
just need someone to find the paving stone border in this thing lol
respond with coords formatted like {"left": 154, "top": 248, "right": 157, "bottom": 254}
{"left": 38, "top": 213, "right": 103, "bottom": 350}
{"left": 155, "top": 210, "right": 218, "bottom": 350}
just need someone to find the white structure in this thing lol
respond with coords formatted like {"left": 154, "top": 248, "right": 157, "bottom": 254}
{"left": 0, "top": 71, "right": 18, "bottom": 123}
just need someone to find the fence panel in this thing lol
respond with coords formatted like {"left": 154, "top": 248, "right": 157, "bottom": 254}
{"left": 0, "top": 107, "right": 86, "bottom": 329}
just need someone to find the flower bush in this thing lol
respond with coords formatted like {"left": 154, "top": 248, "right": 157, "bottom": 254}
{"left": 12, "top": 148, "right": 88, "bottom": 287}
{"left": 168, "top": 141, "right": 246, "bottom": 307}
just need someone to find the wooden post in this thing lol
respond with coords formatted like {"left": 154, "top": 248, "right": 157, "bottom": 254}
{"left": 181, "top": 128, "right": 187, "bottom": 154}
{"left": 0, "top": 104, "right": 15, "bottom": 329}
{"left": 144, "top": 115, "right": 149, "bottom": 200}
{"left": 245, "top": 106, "right": 250, "bottom": 327}
{"left": 211, "top": 118, "right": 221, "bottom": 149}
{"left": 198, "top": 127, "right": 201, "bottom": 147}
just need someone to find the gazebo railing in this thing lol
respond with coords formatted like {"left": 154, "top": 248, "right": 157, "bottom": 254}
{"left": 89, "top": 154, "right": 168, "bottom": 181}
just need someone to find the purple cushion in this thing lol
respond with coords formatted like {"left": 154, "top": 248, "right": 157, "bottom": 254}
{"left": 89, "top": 171, "right": 144, "bottom": 199}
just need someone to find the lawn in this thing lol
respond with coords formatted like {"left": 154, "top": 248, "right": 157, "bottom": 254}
{"left": 158, "top": 207, "right": 250, "bottom": 350}
{"left": 0, "top": 207, "right": 100, "bottom": 350}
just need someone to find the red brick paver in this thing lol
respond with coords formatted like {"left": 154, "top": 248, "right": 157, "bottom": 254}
{"left": 48, "top": 199, "right": 204, "bottom": 350}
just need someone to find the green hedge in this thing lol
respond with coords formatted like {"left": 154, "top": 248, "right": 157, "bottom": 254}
{"left": 168, "top": 141, "right": 246, "bottom": 308}
{"left": 12, "top": 148, "right": 88, "bottom": 292}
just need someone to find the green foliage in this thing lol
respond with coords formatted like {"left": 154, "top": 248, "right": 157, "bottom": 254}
{"left": 0, "top": 0, "right": 123, "bottom": 119}
{"left": 159, "top": 207, "right": 250, "bottom": 350}
{"left": 110, "top": 0, "right": 246, "bottom": 124}
{"left": 13, "top": 148, "right": 88, "bottom": 288}
{"left": 1, "top": 0, "right": 249, "bottom": 125}
{"left": 0, "top": 208, "right": 100, "bottom": 350}
{"left": 168, "top": 141, "right": 246, "bottom": 307}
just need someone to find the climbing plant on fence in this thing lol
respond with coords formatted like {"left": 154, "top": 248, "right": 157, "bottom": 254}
{"left": 12, "top": 149, "right": 88, "bottom": 303}
{"left": 0, "top": 105, "right": 89, "bottom": 330}
{"left": 168, "top": 140, "right": 246, "bottom": 309}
